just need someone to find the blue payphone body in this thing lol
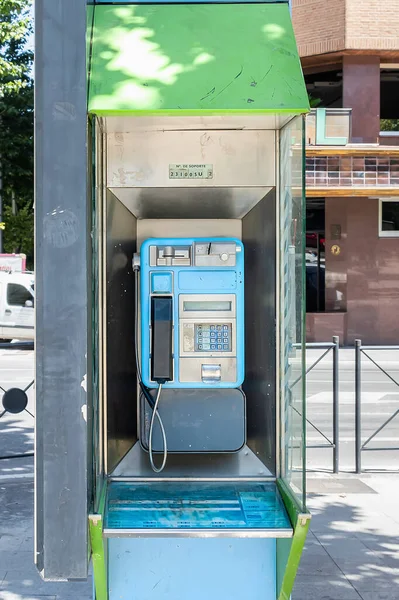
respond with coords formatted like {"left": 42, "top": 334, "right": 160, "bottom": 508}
{"left": 140, "top": 238, "right": 245, "bottom": 389}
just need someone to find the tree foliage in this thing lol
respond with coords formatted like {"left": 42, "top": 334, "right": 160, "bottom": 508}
{"left": 0, "top": 0, "right": 33, "bottom": 264}
{"left": 380, "top": 119, "right": 399, "bottom": 132}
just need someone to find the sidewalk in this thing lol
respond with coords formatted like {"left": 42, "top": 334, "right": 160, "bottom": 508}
{"left": 295, "top": 474, "right": 399, "bottom": 600}
{"left": 0, "top": 467, "right": 92, "bottom": 600}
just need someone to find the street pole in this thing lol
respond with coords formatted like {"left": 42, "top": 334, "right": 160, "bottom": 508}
{"left": 0, "top": 153, "right": 3, "bottom": 254}
{"left": 332, "top": 335, "right": 339, "bottom": 473}
{"left": 355, "top": 339, "right": 362, "bottom": 474}
{"left": 0, "top": 113, "right": 3, "bottom": 253}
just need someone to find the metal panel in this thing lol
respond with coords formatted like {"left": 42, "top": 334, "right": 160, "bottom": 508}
{"left": 35, "top": 0, "right": 90, "bottom": 580}
{"left": 111, "top": 443, "right": 272, "bottom": 480}
{"left": 242, "top": 189, "right": 277, "bottom": 475}
{"left": 105, "top": 191, "right": 138, "bottom": 473}
{"left": 140, "top": 388, "right": 246, "bottom": 453}
{"left": 108, "top": 538, "right": 277, "bottom": 600}
{"left": 107, "top": 130, "right": 275, "bottom": 188}
{"left": 111, "top": 187, "right": 271, "bottom": 220}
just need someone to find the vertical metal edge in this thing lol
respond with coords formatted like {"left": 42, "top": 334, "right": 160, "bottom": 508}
{"left": 275, "top": 128, "right": 281, "bottom": 479}
{"left": 94, "top": 117, "right": 105, "bottom": 509}
{"left": 89, "top": 514, "right": 108, "bottom": 600}
{"left": 300, "top": 114, "right": 307, "bottom": 506}
{"left": 277, "top": 513, "right": 310, "bottom": 600}
{"left": 102, "top": 126, "right": 109, "bottom": 475}
{"left": 277, "top": 476, "right": 311, "bottom": 600}
{"left": 89, "top": 481, "right": 107, "bottom": 598}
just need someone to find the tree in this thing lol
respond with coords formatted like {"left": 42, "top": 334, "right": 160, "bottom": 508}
{"left": 308, "top": 93, "right": 321, "bottom": 108}
{"left": 380, "top": 119, "right": 399, "bottom": 132}
{"left": 0, "top": 0, "right": 33, "bottom": 264}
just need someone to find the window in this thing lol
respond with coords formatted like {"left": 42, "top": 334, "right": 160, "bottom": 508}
{"left": 379, "top": 199, "right": 399, "bottom": 237}
{"left": 7, "top": 283, "right": 34, "bottom": 307}
{"left": 306, "top": 199, "right": 326, "bottom": 313}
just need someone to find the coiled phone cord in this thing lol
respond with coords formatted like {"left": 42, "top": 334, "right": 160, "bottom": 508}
{"left": 148, "top": 383, "right": 168, "bottom": 473}
{"left": 134, "top": 268, "right": 168, "bottom": 473}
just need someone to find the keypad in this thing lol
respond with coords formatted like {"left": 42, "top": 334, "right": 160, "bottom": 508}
{"left": 195, "top": 324, "right": 232, "bottom": 352}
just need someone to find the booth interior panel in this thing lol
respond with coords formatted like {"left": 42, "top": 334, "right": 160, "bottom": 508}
{"left": 107, "top": 129, "right": 275, "bottom": 189}
{"left": 105, "top": 191, "right": 138, "bottom": 473}
{"left": 137, "top": 219, "right": 242, "bottom": 247}
{"left": 242, "top": 189, "right": 277, "bottom": 475}
{"left": 104, "top": 114, "right": 299, "bottom": 133}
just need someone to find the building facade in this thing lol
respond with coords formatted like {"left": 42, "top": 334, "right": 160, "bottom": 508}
{"left": 293, "top": 0, "right": 399, "bottom": 345}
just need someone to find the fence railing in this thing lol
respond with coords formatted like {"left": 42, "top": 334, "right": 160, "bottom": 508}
{"left": 293, "top": 336, "right": 340, "bottom": 473}
{"left": 2, "top": 339, "right": 399, "bottom": 473}
{"left": 355, "top": 340, "right": 399, "bottom": 473}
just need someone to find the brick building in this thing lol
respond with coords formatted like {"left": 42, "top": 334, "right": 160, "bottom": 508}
{"left": 292, "top": 0, "right": 399, "bottom": 345}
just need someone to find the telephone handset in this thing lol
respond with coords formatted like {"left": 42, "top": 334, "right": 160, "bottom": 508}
{"left": 151, "top": 296, "right": 173, "bottom": 383}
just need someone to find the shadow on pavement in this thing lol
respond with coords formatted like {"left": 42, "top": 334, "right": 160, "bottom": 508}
{"left": 295, "top": 488, "right": 399, "bottom": 600}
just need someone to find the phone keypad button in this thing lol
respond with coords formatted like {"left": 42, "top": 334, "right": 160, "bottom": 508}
{"left": 194, "top": 323, "right": 232, "bottom": 352}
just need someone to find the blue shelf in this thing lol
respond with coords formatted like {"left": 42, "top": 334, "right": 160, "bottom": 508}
{"left": 104, "top": 481, "right": 292, "bottom": 537}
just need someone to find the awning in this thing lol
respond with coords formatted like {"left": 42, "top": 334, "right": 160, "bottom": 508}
{"left": 87, "top": 3, "right": 309, "bottom": 115}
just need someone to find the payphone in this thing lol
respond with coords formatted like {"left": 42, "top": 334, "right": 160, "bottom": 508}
{"left": 134, "top": 237, "right": 246, "bottom": 471}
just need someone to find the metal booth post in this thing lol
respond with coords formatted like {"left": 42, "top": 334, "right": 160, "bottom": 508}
{"left": 35, "top": 0, "right": 310, "bottom": 598}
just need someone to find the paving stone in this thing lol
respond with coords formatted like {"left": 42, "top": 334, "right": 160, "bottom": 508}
{"left": 0, "top": 595, "right": 56, "bottom": 600}
{"left": 359, "top": 593, "right": 399, "bottom": 600}
{"left": 18, "top": 535, "right": 34, "bottom": 552}
{"left": 0, "top": 533, "right": 26, "bottom": 552}
{"left": 0, "top": 552, "right": 36, "bottom": 571}
{"left": 293, "top": 574, "right": 361, "bottom": 600}
{"left": 343, "top": 567, "right": 399, "bottom": 594}
{"left": 0, "top": 571, "right": 92, "bottom": 597}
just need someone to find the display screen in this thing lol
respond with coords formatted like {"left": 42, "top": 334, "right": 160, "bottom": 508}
{"left": 183, "top": 300, "right": 232, "bottom": 312}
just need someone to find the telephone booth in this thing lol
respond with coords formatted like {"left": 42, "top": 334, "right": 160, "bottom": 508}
{"left": 35, "top": 1, "right": 310, "bottom": 599}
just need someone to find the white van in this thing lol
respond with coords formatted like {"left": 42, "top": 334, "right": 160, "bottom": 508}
{"left": 0, "top": 272, "right": 34, "bottom": 341}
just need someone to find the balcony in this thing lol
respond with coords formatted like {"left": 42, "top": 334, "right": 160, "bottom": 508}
{"left": 305, "top": 108, "right": 399, "bottom": 196}
{"left": 306, "top": 108, "right": 351, "bottom": 147}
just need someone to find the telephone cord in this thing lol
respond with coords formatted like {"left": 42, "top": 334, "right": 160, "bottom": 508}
{"left": 134, "top": 268, "right": 168, "bottom": 473}
{"left": 148, "top": 383, "right": 168, "bottom": 473}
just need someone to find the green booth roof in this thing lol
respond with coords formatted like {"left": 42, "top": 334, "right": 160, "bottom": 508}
{"left": 87, "top": 3, "right": 309, "bottom": 115}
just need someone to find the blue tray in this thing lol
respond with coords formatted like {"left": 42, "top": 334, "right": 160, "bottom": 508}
{"left": 105, "top": 481, "right": 292, "bottom": 533}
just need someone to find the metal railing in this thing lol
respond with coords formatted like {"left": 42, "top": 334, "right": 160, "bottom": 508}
{"left": 293, "top": 336, "right": 340, "bottom": 473}
{"left": 355, "top": 340, "right": 399, "bottom": 473}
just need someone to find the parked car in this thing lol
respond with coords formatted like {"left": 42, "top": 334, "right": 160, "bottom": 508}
{"left": 0, "top": 272, "right": 34, "bottom": 341}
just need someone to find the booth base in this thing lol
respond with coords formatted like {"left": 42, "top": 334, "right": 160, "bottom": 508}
{"left": 108, "top": 537, "right": 276, "bottom": 600}
{"left": 90, "top": 480, "right": 309, "bottom": 600}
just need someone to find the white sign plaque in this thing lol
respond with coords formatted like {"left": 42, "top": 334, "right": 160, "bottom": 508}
{"left": 169, "top": 164, "right": 213, "bottom": 179}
